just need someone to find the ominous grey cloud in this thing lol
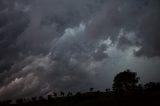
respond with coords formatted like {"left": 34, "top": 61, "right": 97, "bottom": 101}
{"left": 135, "top": 2, "right": 160, "bottom": 57}
{"left": 0, "top": 0, "right": 160, "bottom": 100}
{"left": 0, "top": 0, "right": 30, "bottom": 73}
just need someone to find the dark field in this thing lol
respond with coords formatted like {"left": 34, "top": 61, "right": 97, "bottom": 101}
{"left": 1, "top": 70, "right": 160, "bottom": 106}
{"left": 2, "top": 91, "right": 160, "bottom": 106}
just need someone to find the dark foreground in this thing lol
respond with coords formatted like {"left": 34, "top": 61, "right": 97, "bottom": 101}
{"left": 1, "top": 70, "right": 160, "bottom": 106}
{"left": 1, "top": 91, "right": 160, "bottom": 106}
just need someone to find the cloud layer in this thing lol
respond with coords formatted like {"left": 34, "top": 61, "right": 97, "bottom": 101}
{"left": 0, "top": 0, "right": 160, "bottom": 100}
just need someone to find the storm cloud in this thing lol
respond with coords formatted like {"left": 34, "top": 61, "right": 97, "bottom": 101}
{"left": 0, "top": 0, "right": 160, "bottom": 100}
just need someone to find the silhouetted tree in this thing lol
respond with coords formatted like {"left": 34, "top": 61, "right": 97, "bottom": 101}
{"left": 67, "top": 92, "right": 73, "bottom": 97}
{"left": 105, "top": 88, "right": 110, "bottom": 92}
{"left": 144, "top": 82, "right": 160, "bottom": 92}
{"left": 31, "top": 96, "right": 37, "bottom": 102}
{"left": 136, "top": 84, "right": 144, "bottom": 94}
{"left": 60, "top": 91, "right": 65, "bottom": 96}
{"left": 16, "top": 98, "right": 24, "bottom": 104}
{"left": 90, "top": 88, "right": 94, "bottom": 92}
{"left": 53, "top": 92, "right": 57, "bottom": 97}
{"left": 112, "top": 69, "right": 139, "bottom": 95}
{"left": 47, "top": 95, "right": 53, "bottom": 100}
{"left": 105, "top": 88, "right": 111, "bottom": 97}
{"left": 1, "top": 100, "right": 12, "bottom": 105}
{"left": 47, "top": 95, "right": 54, "bottom": 103}
{"left": 38, "top": 96, "right": 46, "bottom": 104}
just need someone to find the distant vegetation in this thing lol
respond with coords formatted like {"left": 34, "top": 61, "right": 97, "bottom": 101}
{"left": 1, "top": 69, "right": 160, "bottom": 106}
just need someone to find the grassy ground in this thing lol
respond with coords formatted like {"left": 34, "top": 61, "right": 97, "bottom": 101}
{"left": 11, "top": 91, "right": 160, "bottom": 106}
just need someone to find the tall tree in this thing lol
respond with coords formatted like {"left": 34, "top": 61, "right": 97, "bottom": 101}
{"left": 112, "top": 69, "right": 139, "bottom": 94}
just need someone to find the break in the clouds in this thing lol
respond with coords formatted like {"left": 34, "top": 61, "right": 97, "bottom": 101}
{"left": 0, "top": 0, "right": 160, "bottom": 100}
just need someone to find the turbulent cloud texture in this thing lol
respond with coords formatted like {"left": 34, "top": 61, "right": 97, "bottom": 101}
{"left": 0, "top": 0, "right": 160, "bottom": 100}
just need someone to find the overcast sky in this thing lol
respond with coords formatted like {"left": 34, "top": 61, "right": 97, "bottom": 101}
{"left": 0, "top": 0, "right": 160, "bottom": 100}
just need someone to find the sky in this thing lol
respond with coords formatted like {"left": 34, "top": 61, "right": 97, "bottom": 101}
{"left": 0, "top": 0, "right": 160, "bottom": 100}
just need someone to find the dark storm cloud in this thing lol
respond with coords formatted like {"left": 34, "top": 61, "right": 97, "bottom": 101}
{"left": 0, "top": 0, "right": 106, "bottom": 100}
{"left": 0, "top": 0, "right": 30, "bottom": 74}
{"left": 87, "top": 0, "right": 160, "bottom": 57}
{"left": 16, "top": 0, "right": 105, "bottom": 54}
{"left": 0, "top": 0, "right": 160, "bottom": 100}
{"left": 135, "top": 1, "right": 160, "bottom": 57}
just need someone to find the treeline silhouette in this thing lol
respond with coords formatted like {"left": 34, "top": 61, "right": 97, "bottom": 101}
{"left": 0, "top": 69, "right": 160, "bottom": 105}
